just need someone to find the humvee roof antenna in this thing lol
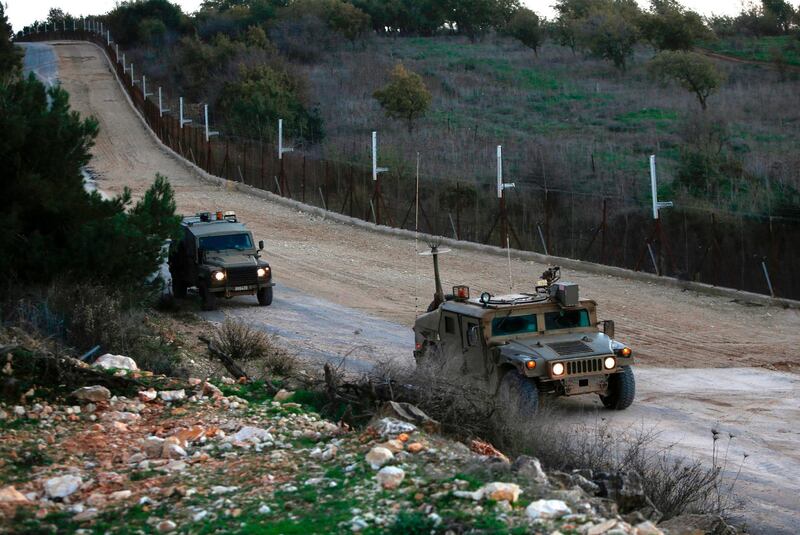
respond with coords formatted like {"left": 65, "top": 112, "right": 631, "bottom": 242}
{"left": 414, "top": 152, "right": 421, "bottom": 317}
{"left": 419, "top": 241, "right": 451, "bottom": 312}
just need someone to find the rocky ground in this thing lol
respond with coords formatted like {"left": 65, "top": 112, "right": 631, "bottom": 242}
{"left": 0, "top": 348, "right": 736, "bottom": 535}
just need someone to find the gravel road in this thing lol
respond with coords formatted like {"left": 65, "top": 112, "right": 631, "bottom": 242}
{"left": 24, "top": 41, "right": 800, "bottom": 533}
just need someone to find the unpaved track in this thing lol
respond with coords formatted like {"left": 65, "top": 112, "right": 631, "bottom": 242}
{"left": 37, "top": 42, "right": 800, "bottom": 532}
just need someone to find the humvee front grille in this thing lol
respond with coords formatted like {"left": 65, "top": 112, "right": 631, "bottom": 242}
{"left": 565, "top": 357, "right": 605, "bottom": 376}
{"left": 548, "top": 341, "right": 593, "bottom": 356}
{"left": 227, "top": 267, "right": 258, "bottom": 287}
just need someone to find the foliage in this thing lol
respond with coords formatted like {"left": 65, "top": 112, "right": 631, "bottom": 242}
{"left": 648, "top": 50, "right": 725, "bottom": 110}
{"left": 373, "top": 63, "right": 432, "bottom": 132}
{"left": 0, "top": 4, "right": 22, "bottom": 79}
{"left": 577, "top": 3, "right": 641, "bottom": 71}
{"left": 218, "top": 64, "right": 324, "bottom": 143}
{"left": 327, "top": 0, "right": 372, "bottom": 43}
{"left": 505, "top": 8, "right": 543, "bottom": 55}
{"left": 106, "top": 0, "right": 190, "bottom": 46}
{"left": 0, "top": 76, "right": 181, "bottom": 286}
{"left": 175, "top": 34, "right": 246, "bottom": 100}
{"left": 447, "top": 0, "right": 520, "bottom": 41}
{"left": 640, "top": 0, "right": 710, "bottom": 51}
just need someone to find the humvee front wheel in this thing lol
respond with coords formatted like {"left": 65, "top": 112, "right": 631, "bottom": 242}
{"left": 200, "top": 284, "right": 217, "bottom": 311}
{"left": 498, "top": 371, "right": 539, "bottom": 417}
{"left": 600, "top": 366, "right": 635, "bottom": 410}
{"left": 257, "top": 286, "right": 273, "bottom": 306}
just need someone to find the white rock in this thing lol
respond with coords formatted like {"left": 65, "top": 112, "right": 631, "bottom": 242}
{"left": 321, "top": 445, "right": 338, "bottom": 461}
{"left": 101, "top": 411, "right": 140, "bottom": 423}
{"left": 0, "top": 409, "right": 7, "bottom": 420}
{"left": 210, "top": 486, "right": 238, "bottom": 494}
{"left": 158, "top": 390, "right": 186, "bottom": 402}
{"left": 13, "top": 406, "right": 25, "bottom": 416}
{"left": 44, "top": 474, "right": 83, "bottom": 499}
{"left": 479, "top": 482, "right": 522, "bottom": 503}
{"left": 375, "top": 466, "right": 405, "bottom": 489}
{"left": 633, "top": 521, "right": 664, "bottom": 535}
{"left": 193, "top": 510, "right": 208, "bottom": 521}
{"left": 94, "top": 354, "right": 138, "bottom": 371}
{"left": 142, "top": 436, "right": 166, "bottom": 458}
{"left": 375, "top": 417, "right": 416, "bottom": 437}
{"left": 109, "top": 490, "right": 132, "bottom": 501}
{"left": 71, "top": 386, "right": 111, "bottom": 402}
{"left": 138, "top": 389, "right": 157, "bottom": 402}
{"left": 525, "top": 499, "right": 571, "bottom": 520}
{"left": 273, "top": 389, "right": 294, "bottom": 401}
{"left": 229, "top": 426, "right": 273, "bottom": 444}
{"left": 365, "top": 446, "right": 394, "bottom": 470}
{"left": 258, "top": 504, "right": 271, "bottom": 514}
{"left": 157, "top": 520, "right": 177, "bottom": 532}
{"left": 162, "top": 443, "right": 187, "bottom": 460}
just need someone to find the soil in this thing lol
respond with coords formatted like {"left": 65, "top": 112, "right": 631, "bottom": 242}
{"left": 21, "top": 41, "right": 800, "bottom": 533}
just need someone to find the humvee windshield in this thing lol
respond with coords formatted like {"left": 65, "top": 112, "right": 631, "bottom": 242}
{"left": 199, "top": 233, "right": 253, "bottom": 251}
{"left": 492, "top": 314, "right": 538, "bottom": 337}
{"left": 544, "top": 309, "right": 590, "bottom": 330}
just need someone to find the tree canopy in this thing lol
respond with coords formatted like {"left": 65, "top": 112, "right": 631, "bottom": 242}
{"left": 373, "top": 63, "right": 432, "bottom": 132}
{"left": 648, "top": 51, "right": 725, "bottom": 110}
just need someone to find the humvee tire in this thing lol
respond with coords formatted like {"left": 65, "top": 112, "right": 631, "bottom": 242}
{"left": 172, "top": 277, "right": 188, "bottom": 298}
{"left": 257, "top": 286, "right": 273, "bottom": 306}
{"left": 600, "top": 366, "right": 635, "bottom": 410}
{"left": 200, "top": 284, "right": 217, "bottom": 311}
{"left": 498, "top": 370, "right": 539, "bottom": 416}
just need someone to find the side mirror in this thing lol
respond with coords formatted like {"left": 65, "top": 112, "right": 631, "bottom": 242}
{"left": 601, "top": 320, "right": 615, "bottom": 339}
{"left": 258, "top": 240, "right": 264, "bottom": 251}
{"left": 467, "top": 325, "right": 480, "bottom": 347}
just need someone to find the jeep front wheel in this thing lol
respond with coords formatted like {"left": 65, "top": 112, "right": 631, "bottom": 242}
{"left": 172, "top": 277, "right": 187, "bottom": 298}
{"left": 498, "top": 370, "right": 539, "bottom": 418}
{"left": 600, "top": 366, "right": 635, "bottom": 410}
{"left": 200, "top": 284, "right": 217, "bottom": 311}
{"left": 257, "top": 286, "right": 273, "bottom": 306}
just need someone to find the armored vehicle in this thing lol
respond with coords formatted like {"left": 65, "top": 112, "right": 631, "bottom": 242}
{"left": 169, "top": 211, "right": 275, "bottom": 310}
{"left": 413, "top": 246, "right": 634, "bottom": 414}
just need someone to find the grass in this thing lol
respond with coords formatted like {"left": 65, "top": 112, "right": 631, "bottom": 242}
{"left": 703, "top": 35, "right": 800, "bottom": 66}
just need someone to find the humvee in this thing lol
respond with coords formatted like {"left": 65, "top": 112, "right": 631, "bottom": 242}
{"left": 168, "top": 211, "right": 275, "bottom": 311}
{"left": 413, "top": 246, "right": 635, "bottom": 414}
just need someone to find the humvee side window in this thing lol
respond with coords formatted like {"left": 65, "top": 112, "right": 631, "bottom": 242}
{"left": 491, "top": 314, "right": 538, "bottom": 337}
{"left": 466, "top": 322, "right": 480, "bottom": 347}
{"left": 199, "top": 233, "right": 253, "bottom": 251}
{"left": 444, "top": 315, "right": 456, "bottom": 334}
{"left": 544, "top": 309, "right": 590, "bottom": 330}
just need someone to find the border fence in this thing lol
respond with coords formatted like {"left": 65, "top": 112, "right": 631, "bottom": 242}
{"left": 16, "top": 25, "right": 800, "bottom": 301}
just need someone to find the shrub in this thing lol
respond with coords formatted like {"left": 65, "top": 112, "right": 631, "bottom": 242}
{"left": 212, "top": 318, "right": 296, "bottom": 376}
{"left": 373, "top": 64, "right": 432, "bottom": 133}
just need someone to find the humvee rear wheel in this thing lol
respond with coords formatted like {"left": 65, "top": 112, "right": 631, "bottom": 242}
{"left": 257, "top": 287, "right": 273, "bottom": 306}
{"left": 498, "top": 371, "right": 539, "bottom": 417}
{"left": 172, "top": 277, "right": 187, "bottom": 298}
{"left": 200, "top": 284, "right": 217, "bottom": 311}
{"left": 600, "top": 366, "right": 635, "bottom": 410}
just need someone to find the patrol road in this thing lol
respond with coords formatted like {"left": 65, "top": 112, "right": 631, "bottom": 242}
{"left": 25, "top": 41, "right": 800, "bottom": 533}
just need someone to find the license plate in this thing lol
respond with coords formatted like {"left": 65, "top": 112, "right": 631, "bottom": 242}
{"left": 234, "top": 285, "right": 251, "bottom": 291}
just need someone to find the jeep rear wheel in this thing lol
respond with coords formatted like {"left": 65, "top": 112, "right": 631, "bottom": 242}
{"left": 172, "top": 277, "right": 187, "bottom": 298}
{"left": 200, "top": 284, "right": 217, "bottom": 311}
{"left": 600, "top": 366, "right": 635, "bottom": 410}
{"left": 498, "top": 370, "right": 539, "bottom": 417}
{"left": 257, "top": 286, "right": 273, "bottom": 306}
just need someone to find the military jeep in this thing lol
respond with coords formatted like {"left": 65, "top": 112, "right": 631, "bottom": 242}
{"left": 413, "top": 247, "right": 635, "bottom": 414}
{"left": 168, "top": 211, "right": 275, "bottom": 311}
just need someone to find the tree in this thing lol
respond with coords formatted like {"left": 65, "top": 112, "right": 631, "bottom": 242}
{"left": 218, "top": 65, "right": 324, "bottom": 143}
{"left": 446, "top": 0, "right": 521, "bottom": 41}
{"left": 578, "top": 5, "right": 641, "bottom": 71}
{"left": 648, "top": 51, "right": 725, "bottom": 110}
{"left": 373, "top": 63, "right": 432, "bottom": 132}
{"left": 506, "top": 8, "right": 543, "bottom": 56}
{"left": 327, "top": 1, "right": 372, "bottom": 44}
{"left": 106, "top": 0, "right": 188, "bottom": 46}
{"left": 0, "top": 76, "right": 181, "bottom": 285}
{"left": 0, "top": 4, "right": 21, "bottom": 79}
{"left": 641, "top": 0, "right": 711, "bottom": 51}
{"left": 762, "top": 0, "right": 795, "bottom": 33}
{"left": 553, "top": 0, "right": 602, "bottom": 52}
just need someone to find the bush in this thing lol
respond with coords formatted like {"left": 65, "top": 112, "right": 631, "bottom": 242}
{"left": 373, "top": 64, "right": 432, "bottom": 133}
{"left": 212, "top": 318, "right": 296, "bottom": 376}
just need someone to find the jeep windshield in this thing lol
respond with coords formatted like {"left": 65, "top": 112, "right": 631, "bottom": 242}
{"left": 544, "top": 309, "right": 591, "bottom": 331}
{"left": 199, "top": 233, "right": 253, "bottom": 251}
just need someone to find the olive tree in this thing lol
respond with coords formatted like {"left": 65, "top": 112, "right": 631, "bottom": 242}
{"left": 373, "top": 64, "right": 432, "bottom": 133}
{"left": 648, "top": 51, "right": 725, "bottom": 110}
{"left": 506, "top": 8, "right": 544, "bottom": 56}
{"left": 578, "top": 6, "right": 640, "bottom": 71}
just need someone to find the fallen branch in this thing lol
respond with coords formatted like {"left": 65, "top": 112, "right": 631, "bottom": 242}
{"left": 199, "top": 335, "right": 248, "bottom": 382}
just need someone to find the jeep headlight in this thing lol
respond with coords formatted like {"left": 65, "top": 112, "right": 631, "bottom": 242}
{"left": 213, "top": 271, "right": 225, "bottom": 282}
{"left": 552, "top": 362, "right": 565, "bottom": 377}
{"left": 257, "top": 267, "right": 269, "bottom": 278}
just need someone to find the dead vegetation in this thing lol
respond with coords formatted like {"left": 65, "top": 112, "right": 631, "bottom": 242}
{"left": 206, "top": 317, "right": 297, "bottom": 380}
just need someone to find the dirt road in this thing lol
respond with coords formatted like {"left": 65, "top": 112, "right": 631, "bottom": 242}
{"left": 27, "top": 41, "right": 800, "bottom": 532}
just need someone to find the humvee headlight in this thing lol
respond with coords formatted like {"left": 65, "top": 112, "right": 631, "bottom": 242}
{"left": 213, "top": 271, "right": 225, "bottom": 281}
{"left": 604, "top": 356, "right": 616, "bottom": 370}
{"left": 552, "top": 362, "right": 565, "bottom": 376}
{"left": 257, "top": 267, "right": 268, "bottom": 278}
